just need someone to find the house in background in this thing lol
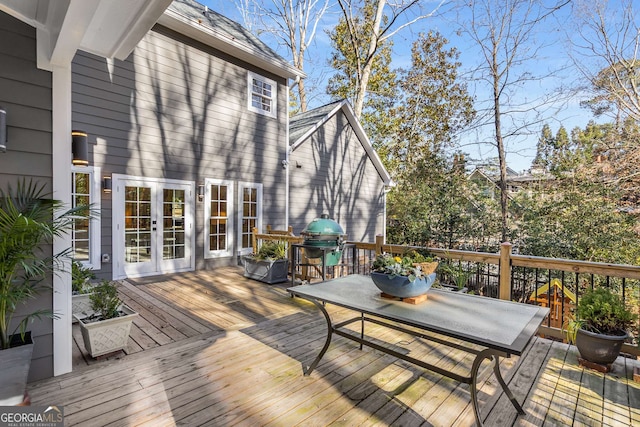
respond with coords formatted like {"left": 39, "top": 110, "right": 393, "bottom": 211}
{"left": 288, "top": 100, "right": 392, "bottom": 241}
{"left": 468, "top": 166, "right": 554, "bottom": 199}
{"left": 0, "top": 0, "right": 390, "bottom": 381}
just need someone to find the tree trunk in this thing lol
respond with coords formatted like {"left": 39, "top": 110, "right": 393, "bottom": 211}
{"left": 493, "top": 46, "right": 509, "bottom": 243}
{"left": 353, "top": 0, "right": 386, "bottom": 119}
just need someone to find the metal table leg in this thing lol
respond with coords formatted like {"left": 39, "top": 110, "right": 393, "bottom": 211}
{"left": 301, "top": 297, "right": 333, "bottom": 376}
{"left": 470, "top": 349, "right": 525, "bottom": 426}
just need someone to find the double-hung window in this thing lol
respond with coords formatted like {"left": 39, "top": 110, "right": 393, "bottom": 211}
{"left": 204, "top": 179, "right": 234, "bottom": 258}
{"left": 71, "top": 166, "right": 101, "bottom": 269}
{"left": 248, "top": 71, "right": 277, "bottom": 118}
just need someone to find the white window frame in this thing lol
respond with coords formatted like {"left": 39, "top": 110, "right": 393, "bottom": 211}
{"left": 237, "top": 181, "right": 263, "bottom": 256}
{"left": 204, "top": 178, "right": 234, "bottom": 258}
{"left": 247, "top": 71, "right": 277, "bottom": 118}
{"left": 71, "top": 165, "right": 101, "bottom": 270}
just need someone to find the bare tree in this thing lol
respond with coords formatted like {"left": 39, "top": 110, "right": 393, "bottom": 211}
{"left": 571, "top": 0, "right": 640, "bottom": 122}
{"left": 458, "top": 0, "right": 570, "bottom": 242}
{"left": 234, "top": 0, "right": 330, "bottom": 112}
{"left": 335, "top": 0, "right": 445, "bottom": 119}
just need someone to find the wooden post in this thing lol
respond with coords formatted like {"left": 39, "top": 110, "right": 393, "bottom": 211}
{"left": 251, "top": 227, "right": 259, "bottom": 255}
{"left": 375, "top": 235, "right": 384, "bottom": 256}
{"left": 499, "top": 242, "right": 512, "bottom": 301}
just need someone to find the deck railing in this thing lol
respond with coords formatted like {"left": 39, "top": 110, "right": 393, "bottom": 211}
{"left": 253, "top": 229, "right": 639, "bottom": 357}
{"left": 349, "top": 236, "right": 640, "bottom": 357}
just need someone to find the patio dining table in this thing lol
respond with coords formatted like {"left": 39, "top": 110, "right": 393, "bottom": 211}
{"left": 289, "top": 274, "right": 549, "bottom": 427}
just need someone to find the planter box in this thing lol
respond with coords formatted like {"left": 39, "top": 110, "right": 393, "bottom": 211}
{"left": 75, "top": 305, "right": 138, "bottom": 358}
{"left": 243, "top": 257, "right": 289, "bottom": 284}
{"left": 72, "top": 293, "right": 94, "bottom": 323}
{"left": 0, "top": 333, "right": 34, "bottom": 405}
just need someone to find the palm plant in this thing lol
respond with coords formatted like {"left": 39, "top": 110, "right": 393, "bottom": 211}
{"left": 0, "top": 179, "right": 87, "bottom": 349}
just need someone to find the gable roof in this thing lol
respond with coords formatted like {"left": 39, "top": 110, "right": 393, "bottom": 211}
{"left": 290, "top": 100, "right": 392, "bottom": 186}
{"left": 529, "top": 278, "right": 577, "bottom": 303}
{"left": 159, "top": 0, "right": 304, "bottom": 80}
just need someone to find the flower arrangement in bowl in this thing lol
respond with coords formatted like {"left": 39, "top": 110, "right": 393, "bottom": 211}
{"left": 370, "top": 251, "right": 438, "bottom": 298}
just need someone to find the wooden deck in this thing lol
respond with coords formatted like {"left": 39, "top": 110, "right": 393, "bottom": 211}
{"left": 30, "top": 268, "right": 640, "bottom": 426}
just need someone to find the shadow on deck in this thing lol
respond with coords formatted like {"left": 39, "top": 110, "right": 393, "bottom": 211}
{"left": 30, "top": 268, "right": 640, "bottom": 426}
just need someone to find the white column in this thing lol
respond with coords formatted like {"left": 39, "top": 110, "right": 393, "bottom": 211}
{"left": 51, "top": 64, "right": 73, "bottom": 376}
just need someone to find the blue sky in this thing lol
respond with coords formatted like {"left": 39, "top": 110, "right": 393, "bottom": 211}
{"left": 202, "top": 0, "right": 615, "bottom": 173}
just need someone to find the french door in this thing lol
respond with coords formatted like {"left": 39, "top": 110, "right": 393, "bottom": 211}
{"left": 113, "top": 175, "right": 194, "bottom": 279}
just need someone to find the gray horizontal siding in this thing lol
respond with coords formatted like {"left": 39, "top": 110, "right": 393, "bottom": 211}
{"left": 72, "top": 23, "right": 289, "bottom": 276}
{"left": 0, "top": 11, "right": 54, "bottom": 382}
{"left": 289, "top": 113, "right": 385, "bottom": 241}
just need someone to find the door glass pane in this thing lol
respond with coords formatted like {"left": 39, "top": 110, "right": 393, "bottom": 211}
{"left": 163, "top": 189, "right": 185, "bottom": 260}
{"left": 241, "top": 187, "right": 258, "bottom": 249}
{"left": 71, "top": 172, "right": 91, "bottom": 261}
{"left": 208, "top": 184, "right": 229, "bottom": 252}
{"left": 125, "top": 186, "right": 152, "bottom": 263}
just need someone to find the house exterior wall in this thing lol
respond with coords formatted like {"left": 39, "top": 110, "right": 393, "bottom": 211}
{"left": 72, "top": 24, "right": 289, "bottom": 277}
{"left": 0, "top": 11, "right": 55, "bottom": 381}
{"left": 289, "top": 113, "right": 386, "bottom": 242}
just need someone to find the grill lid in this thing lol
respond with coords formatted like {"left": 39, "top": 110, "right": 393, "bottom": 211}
{"left": 301, "top": 214, "right": 345, "bottom": 239}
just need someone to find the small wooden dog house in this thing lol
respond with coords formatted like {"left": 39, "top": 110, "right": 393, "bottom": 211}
{"left": 529, "top": 279, "right": 576, "bottom": 329}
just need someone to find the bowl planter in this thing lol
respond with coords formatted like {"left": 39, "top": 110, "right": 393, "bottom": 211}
{"left": 566, "top": 287, "right": 636, "bottom": 367}
{"left": 243, "top": 256, "right": 289, "bottom": 284}
{"left": 575, "top": 328, "right": 628, "bottom": 365}
{"left": 370, "top": 272, "right": 437, "bottom": 298}
{"left": 75, "top": 305, "right": 138, "bottom": 357}
{"left": 0, "top": 333, "right": 34, "bottom": 405}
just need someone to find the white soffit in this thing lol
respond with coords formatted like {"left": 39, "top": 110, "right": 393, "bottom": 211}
{"left": 0, "top": 0, "right": 172, "bottom": 69}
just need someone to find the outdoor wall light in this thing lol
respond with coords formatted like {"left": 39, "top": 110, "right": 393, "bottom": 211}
{"left": 72, "top": 130, "right": 89, "bottom": 166}
{"left": 197, "top": 184, "right": 205, "bottom": 202}
{"left": 103, "top": 176, "right": 112, "bottom": 193}
{"left": 0, "top": 107, "right": 6, "bottom": 153}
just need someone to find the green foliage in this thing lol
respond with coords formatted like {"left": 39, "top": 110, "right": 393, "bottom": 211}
{"left": 326, "top": 0, "right": 397, "bottom": 136}
{"left": 0, "top": 179, "right": 88, "bottom": 349}
{"left": 438, "top": 261, "right": 474, "bottom": 290}
{"left": 372, "top": 251, "right": 435, "bottom": 283}
{"left": 89, "top": 280, "right": 122, "bottom": 320}
{"left": 517, "top": 121, "right": 640, "bottom": 264}
{"left": 72, "top": 260, "right": 95, "bottom": 294}
{"left": 390, "top": 32, "right": 475, "bottom": 163}
{"left": 573, "top": 287, "right": 636, "bottom": 336}
{"left": 255, "top": 240, "right": 287, "bottom": 261}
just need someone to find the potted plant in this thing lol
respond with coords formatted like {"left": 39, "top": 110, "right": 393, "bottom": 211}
{"left": 566, "top": 286, "right": 637, "bottom": 366}
{"left": 0, "top": 179, "right": 86, "bottom": 405}
{"left": 437, "top": 261, "right": 473, "bottom": 292}
{"left": 71, "top": 260, "right": 96, "bottom": 322}
{"left": 242, "top": 240, "right": 289, "bottom": 284}
{"left": 74, "top": 280, "right": 138, "bottom": 358}
{"left": 370, "top": 251, "right": 438, "bottom": 298}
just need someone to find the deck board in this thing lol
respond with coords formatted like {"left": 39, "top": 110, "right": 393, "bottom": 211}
{"left": 27, "top": 268, "right": 639, "bottom": 426}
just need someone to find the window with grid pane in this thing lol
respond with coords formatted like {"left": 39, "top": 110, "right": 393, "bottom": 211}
{"left": 238, "top": 182, "right": 262, "bottom": 253}
{"left": 205, "top": 179, "right": 233, "bottom": 258}
{"left": 247, "top": 71, "right": 277, "bottom": 118}
{"left": 71, "top": 166, "right": 101, "bottom": 268}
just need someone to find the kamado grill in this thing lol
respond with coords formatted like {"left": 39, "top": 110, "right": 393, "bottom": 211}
{"left": 300, "top": 214, "right": 347, "bottom": 267}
